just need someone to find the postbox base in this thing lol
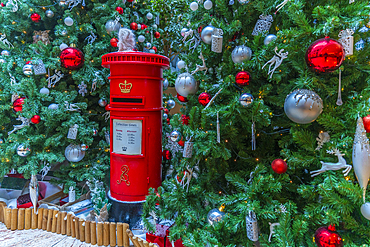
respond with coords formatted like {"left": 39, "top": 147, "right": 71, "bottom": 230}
{"left": 108, "top": 191, "right": 145, "bottom": 227}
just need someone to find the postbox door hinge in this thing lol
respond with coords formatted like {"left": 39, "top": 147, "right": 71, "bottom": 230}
{"left": 147, "top": 177, "right": 150, "bottom": 184}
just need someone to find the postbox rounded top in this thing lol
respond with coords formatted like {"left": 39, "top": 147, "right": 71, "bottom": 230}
{"left": 101, "top": 51, "right": 170, "bottom": 69}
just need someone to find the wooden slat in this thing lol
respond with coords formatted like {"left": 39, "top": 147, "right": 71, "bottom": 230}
{"left": 66, "top": 213, "right": 72, "bottom": 236}
{"left": 91, "top": 221, "right": 97, "bottom": 245}
{"left": 103, "top": 222, "right": 110, "bottom": 246}
{"left": 25, "top": 208, "right": 31, "bottom": 230}
{"left": 79, "top": 219, "right": 85, "bottom": 242}
{"left": 97, "top": 222, "right": 103, "bottom": 246}
{"left": 42, "top": 208, "right": 48, "bottom": 230}
{"left": 5, "top": 207, "right": 11, "bottom": 229}
{"left": 51, "top": 210, "right": 58, "bottom": 233}
{"left": 61, "top": 212, "right": 67, "bottom": 235}
{"left": 117, "top": 222, "right": 123, "bottom": 247}
{"left": 11, "top": 208, "right": 18, "bottom": 231}
{"left": 110, "top": 222, "right": 116, "bottom": 247}
{"left": 37, "top": 208, "right": 44, "bottom": 229}
{"left": 85, "top": 220, "right": 91, "bottom": 244}
{"left": 46, "top": 209, "right": 53, "bottom": 232}
{"left": 123, "top": 223, "right": 130, "bottom": 247}
{"left": 17, "top": 208, "right": 25, "bottom": 230}
{"left": 31, "top": 208, "right": 37, "bottom": 229}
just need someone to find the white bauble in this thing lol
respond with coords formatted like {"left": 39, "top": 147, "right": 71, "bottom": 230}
{"left": 105, "top": 20, "right": 120, "bottom": 33}
{"left": 284, "top": 89, "right": 323, "bottom": 124}
{"left": 48, "top": 103, "right": 59, "bottom": 110}
{"left": 264, "top": 34, "right": 277, "bottom": 45}
{"left": 231, "top": 45, "right": 252, "bottom": 63}
{"left": 64, "top": 17, "right": 74, "bottom": 26}
{"left": 65, "top": 144, "right": 85, "bottom": 162}
{"left": 177, "top": 60, "right": 186, "bottom": 69}
{"left": 204, "top": 0, "right": 213, "bottom": 9}
{"left": 17, "top": 144, "right": 31, "bottom": 157}
{"left": 138, "top": 35, "right": 145, "bottom": 42}
{"left": 190, "top": 2, "right": 198, "bottom": 11}
{"left": 45, "top": 9, "right": 54, "bottom": 18}
{"left": 201, "top": 25, "right": 215, "bottom": 44}
{"left": 60, "top": 43, "right": 68, "bottom": 50}
{"left": 146, "top": 13, "right": 153, "bottom": 20}
{"left": 40, "top": 87, "right": 50, "bottom": 94}
{"left": 361, "top": 202, "right": 370, "bottom": 220}
{"left": 175, "top": 72, "right": 198, "bottom": 97}
{"left": 152, "top": 24, "right": 157, "bottom": 29}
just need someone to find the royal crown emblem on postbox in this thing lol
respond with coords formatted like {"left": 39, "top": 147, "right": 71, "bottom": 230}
{"left": 119, "top": 80, "right": 132, "bottom": 93}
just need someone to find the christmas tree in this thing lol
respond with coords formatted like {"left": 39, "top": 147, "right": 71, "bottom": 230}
{"left": 0, "top": 0, "right": 162, "bottom": 211}
{"left": 143, "top": 0, "right": 370, "bottom": 246}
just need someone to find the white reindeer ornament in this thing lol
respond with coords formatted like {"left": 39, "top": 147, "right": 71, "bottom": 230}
{"left": 310, "top": 148, "right": 352, "bottom": 177}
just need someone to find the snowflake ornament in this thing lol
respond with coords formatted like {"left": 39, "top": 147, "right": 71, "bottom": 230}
{"left": 78, "top": 81, "right": 88, "bottom": 96}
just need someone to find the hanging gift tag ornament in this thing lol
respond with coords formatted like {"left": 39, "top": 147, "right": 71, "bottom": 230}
{"left": 33, "top": 59, "right": 46, "bottom": 75}
{"left": 252, "top": 15, "right": 273, "bottom": 36}
{"left": 211, "top": 28, "right": 223, "bottom": 53}
{"left": 69, "top": 186, "right": 76, "bottom": 202}
{"left": 338, "top": 29, "right": 354, "bottom": 56}
{"left": 246, "top": 211, "right": 259, "bottom": 241}
{"left": 183, "top": 137, "right": 194, "bottom": 158}
{"left": 67, "top": 124, "right": 79, "bottom": 139}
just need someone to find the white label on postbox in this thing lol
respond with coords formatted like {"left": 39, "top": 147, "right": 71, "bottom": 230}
{"left": 113, "top": 119, "right": 142, "bottom": 155}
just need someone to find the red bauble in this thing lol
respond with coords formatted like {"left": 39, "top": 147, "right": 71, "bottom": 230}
{"left": 154, "top": 32, "right": 161, "bottom": 39}
{"left": 110, "top": 38, "right": 118, "bottom": 47}
{"left": 30, "top": 115, "right": 41, "bottom": 124}
{"left": 181, "top": 115, "right": 190, "bottom": 125}
{"left": 127, "top": 0, "right": 134, "bottom": 2}
{"left": 130, "top": 22, "right": 138, "bottom": 31}
{"left": 115, "top": 6, "right": 123, "bottom": 14}
{"left": 166, "top": 118, "right": 170, "bottom": 125}
{"left": 60, "top": 47, "right": 85, "bottom": 70}
{"left": 1, "top": 3, "right": 5, "bottom": 7}
{"left": 314, "top": 225, "right": 343, "bottom": 247}
{"left": 177, "top": 93, "right": 188, "bottom": 103}
{"left": 164, "top": 108, "right": 169, "bottom": 114}
{"left": 141, "top": 24, "right": 148, "bottom": 30}
{"left": 305, "top": 37, "right": 344, "bottom": 73}
{"left": 178, "top": 138, "right": 185, "bottom": 147}
{"left": 271, "top": 159, "right": 287, "bottom": 174}
{"left": 198, "top": 92, "right": 211, "bottom": 106}
{"left": 363, "top": 115, "right": 370, "bottom": 133}
{"left": 13, "top": 97, "right": 25, "bottom": 112}
{"left": 26, "top": 61, "right": 32, "bottom": 64}
{"left": 30, "top": 13, "right": 41, "bottom": 22}
{"left": 162, "top": 150, "right": 172, "bottom": 160}
{"left": 152, "top": 46, "right": 157, "bottom": 53}
{"left": 235, "top": 71, "right": 250, "bottom": 87}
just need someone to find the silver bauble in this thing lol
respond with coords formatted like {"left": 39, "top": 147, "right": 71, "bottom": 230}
{"left": 65, "top": 144, "right": 85, "bottom": 162}
{"left": 45, "top": 9, "right": 54, "bottom": 18}
{"left": 1, "top": 50, "right": 10, "bottom": 56}
{"left": 64, "top": 17, "right": 74, "bottom": 26}
{"left": 201, "top": 25, "right": 215, "bottom": 44}
{"left": 163, "top": 78, "right": 169, "bottom": 90}
{"left": 163, "top": 113, "right": 168, "bottom": 119}
{"left": 17, "top": 144, "right": 31, "bottom": 157}
{"left": 105, "top": 20, "right": 120, "bottom": 33}
{"left": 138, "top": 35, "right": 145, "bottom": 42}
{"left": 152, "top": 24, "right": 158, "bottom": 29}
{"left": 60, "top": 43, "right": 68, "bottom": 51}
{"left": 180, "top": 28, "right": 189, "bottom": 37}
{"left": 48, "top": 103, "right": 59, "bottom": 110}
{"left": 284, "top": 89, "right": 323, "bottom": 124}
{"left": 264, "top": 34, "right": 277, "bottom": 46}
{"left": 81, "top": 144, "right": 88, "bottom": 151}
{"left": 361, "top": 202, "right": 370, "bottom": 220}
{"left": 0, "top": 58, "right": 5, "bottom": 63}
{"left": 204, "top": 0, "right": 213, "bottom": 9}
{"left": 98, "top": 99, "right": 107, "bottom": 107}
{"left": 207, "top": 206, "right": 225, "bottom": 226}
{"left": 23, "top": 64, "right": 33, "bottom": 76}
{"left": 238, "top": 0, "right": 249, "bottom": 4}
{"left": 61, "top": 30, "right": 68, "bottom": 36}
{"left": 170, "top": 130, "right": 181, "bottom": 142}
{"left": 167, "top": 99, "right": 176, "bottom": 109}
{"left": 177, "top": 60, "right": 186, "bottom": 69}
{"left": 239, "top": 93, "right": 254, "bottom": 107}
{"left": 146, "top": 13, "right": 153, "bottom": 20}
{"left": 232, "top": 45, "right": 252, "bottom": 63}
{"left": 40, "top": 87, "right": 50, "bottom": 94}
{"left": 175, "top": 72, "right": 198, "bottom": 97}
{"left": 190, "top": 1, "right": 198, "bottom": 11}
{"left": 146, "top": 42, "right": 152, "bottom": 49}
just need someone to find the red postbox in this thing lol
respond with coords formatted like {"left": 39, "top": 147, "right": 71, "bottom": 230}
{"left": 102, "top": 52, "right": 169, "bottom": 203}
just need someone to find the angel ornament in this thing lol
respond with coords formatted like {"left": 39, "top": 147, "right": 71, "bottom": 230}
{"left": 191, "top": 52, "right": 208, "bottom": 75}
{"left": 0, "top": 34, "right": 14, "bottom": 48}
{"left": 8, "top": 116, "right": 30, "bottom": 135}
{"left": 211, "top": 28, "right": 223, "bottom": 53}
{"left": 262, "top": 47, "right": 288, "bottom": 79}
{"left": 338, "top": 29, "right": 354, "bottom": 56}
{"left": 117, "top": 28, "right": 136, "bottom": 52}
{"left": 310, "top": 148, "right": 352, "bottom": 177}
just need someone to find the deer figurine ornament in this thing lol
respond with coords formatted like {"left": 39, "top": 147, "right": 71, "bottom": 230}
{"left": 310, "top": 148, "right": 352, "bottom": 177}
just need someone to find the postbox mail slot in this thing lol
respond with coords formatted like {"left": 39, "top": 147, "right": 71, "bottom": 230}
{"left": 112, "top": 97, "right": 143, "bottom": 104}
